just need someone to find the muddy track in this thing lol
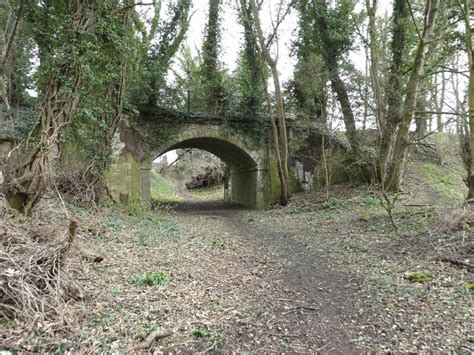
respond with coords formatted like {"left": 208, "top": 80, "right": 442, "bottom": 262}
{"left": 172, "top": 200, "right": 362, "bottom": 353}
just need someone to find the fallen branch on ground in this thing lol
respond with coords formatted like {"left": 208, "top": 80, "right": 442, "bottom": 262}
{"left": 438, "top": 256, "right": 474, "bottom": 271}
{"left": 130, "top": 328, "right": 172, "bottom": 351}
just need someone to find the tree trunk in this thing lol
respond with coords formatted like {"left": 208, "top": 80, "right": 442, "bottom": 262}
{"left": 366, "top": 0, "right": 390, "bottom": 181}
{"left": 249, "top": 0, "right": 289, "bottom": 205}
{"left": 380, "top": 0, "right": 408, "bottom": 181}
{"left": 437, "top": 72, "right": 447, "bottom": 132}
{"left": 459, "top": 0, "right": 474, "bottom": 198}
{"left": 202, "top": 0, "right": 222, "bottom": 116}
{"left": 384, "top": 0, "right": 440, "bottom": 192}
{"left": 366, "top": 0, "right": 385, "bottom": 133}
{"left": 468, "top": 45, "right": 474, "bottom": 198}
{"left": 0, "top": 0, "right": 25, "bottom": 121}
{"left": 269, "top": 62, "right": 290, "bottom": 194}
{"left": 330, "top": 73, "right": 359, "bottom": 154}
{"left": 314, "top": 0, "right": 361, "bottom": 158}
{"left": 5, "top": 63, "right": 82, "bottom": 214}
{"left": 363, "top": 49, "right": 368, "bottom": 131}
{"left": 415, "top": 92, "right": 427, "bottom": 137}
{"left": 3, "top": 1, "right": 94, "bottom": 214}
{"left": 263, "top": 82, "right": 289, "bottom": 205}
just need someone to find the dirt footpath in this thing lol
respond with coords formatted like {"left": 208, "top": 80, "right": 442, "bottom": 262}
{"left": 169, "top": 200, "right": 362, "bottom": 353}
{"left": 6, "top": 193, "right": 469, "bottom": 352}
{"left": 165, "top": 197, "right": 472, "bottom": 353}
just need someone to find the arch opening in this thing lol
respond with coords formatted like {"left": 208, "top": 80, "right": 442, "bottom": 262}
{"left": 149, "top": 137, "right": 260, "bottom": 209}
{"left": 159, "top": 137, "right": 257, "bottom": 171}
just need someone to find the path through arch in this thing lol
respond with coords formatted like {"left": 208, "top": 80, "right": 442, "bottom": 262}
{"left": 106, "top": 115, "right": 279, "bottom": 209}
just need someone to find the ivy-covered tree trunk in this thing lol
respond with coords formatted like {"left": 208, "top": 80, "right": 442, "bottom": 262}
{"left": 3, "top": 1, "right": 96, "bottom": 214}
{"left": 384, "top": 0, "right": 440, "bottom": 192}
{"left": 293, "top": 0, "right": 328, "bottom": 127}
{"left": 5, "top": 68, "right": 83, "bottom": 213}
{"left": 6, "top": 35, "right": 77, "bottom": 212}
{"left": 378, "top": 0, "right": 408, "bottom": 182}
{"left": 0, "top": 0, "right": 25, "bottom": 121}
{"left": 238, "top": 0, "right": 265, "bottom": 116}
{"left": 202, "top": 0, "right": 224, "bottom": 116}
{"left": 3, "top": 0, "right": 134, "bottom": 214}
{"left": 312, "top": 0, "right": 370, "bottom": 179}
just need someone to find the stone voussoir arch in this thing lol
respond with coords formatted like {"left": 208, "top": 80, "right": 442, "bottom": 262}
{"left": 107, "top": 108, "right": 279, "bottom": 209}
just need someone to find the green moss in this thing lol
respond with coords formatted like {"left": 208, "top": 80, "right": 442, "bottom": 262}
{"left": 106, "top": 152, "right": 143, "bottom": 203}
{"left": 464, "top": 283, "right": 474, "bottom": 292}
{"left": 267, "top": 155, "right": 303, "bottom": 205}
{"left": 268, "top": 155, "right": 281, "bottom": 203}
{"left": 363, "top": 196, "right": 380, "bottom": 208}
{"left": 327, "top": 159, "right": 353, "bottom": 185}
{"left": 288, "top": 171, "right": 304, "bottom": 193}
{"left": 312, "top": 155, "right": 364, "bottom": 190}
{"left": 404, "top": 271, "right": 433, "bottom": 283}
{"left": 60, "top": 140, "right": 89, "bottom": 170}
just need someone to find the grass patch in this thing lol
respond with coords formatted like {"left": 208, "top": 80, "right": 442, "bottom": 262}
{"left": 291, "top": 207, "right": 307, "bottom": 214}
{"left": 322, "top": 198, "right": 347, "bottom": 211}
{"left": 188, "top": 184, "right": 224, "bottom": 201}
{"left": 123, "top": 200, "right": 149, "bottom": 217}
{"left": 192, "top": 326, "right": 225, "bottom": 342}
{"left": 151, "top": 170, "right": 177, "bottom": 200}
{"left": 421, "top": 162, "right": 466, "bottom": 200}
{"left": 192, "top": 327, "right": 213, "bottom": 338}
{"left": 101, "top": 209, "right": 181, "bottom": 244}
{"left": 362, "top": 196, "right": 380, "bottom": 208}
{"left": 130, "top": 271, "right": 168, "bottom": 287}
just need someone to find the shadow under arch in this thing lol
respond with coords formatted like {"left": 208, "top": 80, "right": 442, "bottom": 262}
{"left": 151, "top": 137, "right": 260, "bottom": 208}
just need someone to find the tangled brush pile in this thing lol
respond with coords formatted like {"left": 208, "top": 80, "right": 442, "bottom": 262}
{"left": 55, "top": 166, "right": 106, "bottom": 206}
{"left": 0, "top": 217, "right": 83, "bottom": 337}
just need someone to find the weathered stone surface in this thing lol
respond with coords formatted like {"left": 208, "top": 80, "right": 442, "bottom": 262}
{"left": 0, "top": 132, "right": 14, "bottom": 170}
{"left": 107, "top": 116, "right": 280, "bottom": 209}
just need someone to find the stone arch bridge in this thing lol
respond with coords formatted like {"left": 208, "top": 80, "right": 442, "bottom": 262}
{"left": 106, "top": 108, "right": 285, "bottom": 209}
